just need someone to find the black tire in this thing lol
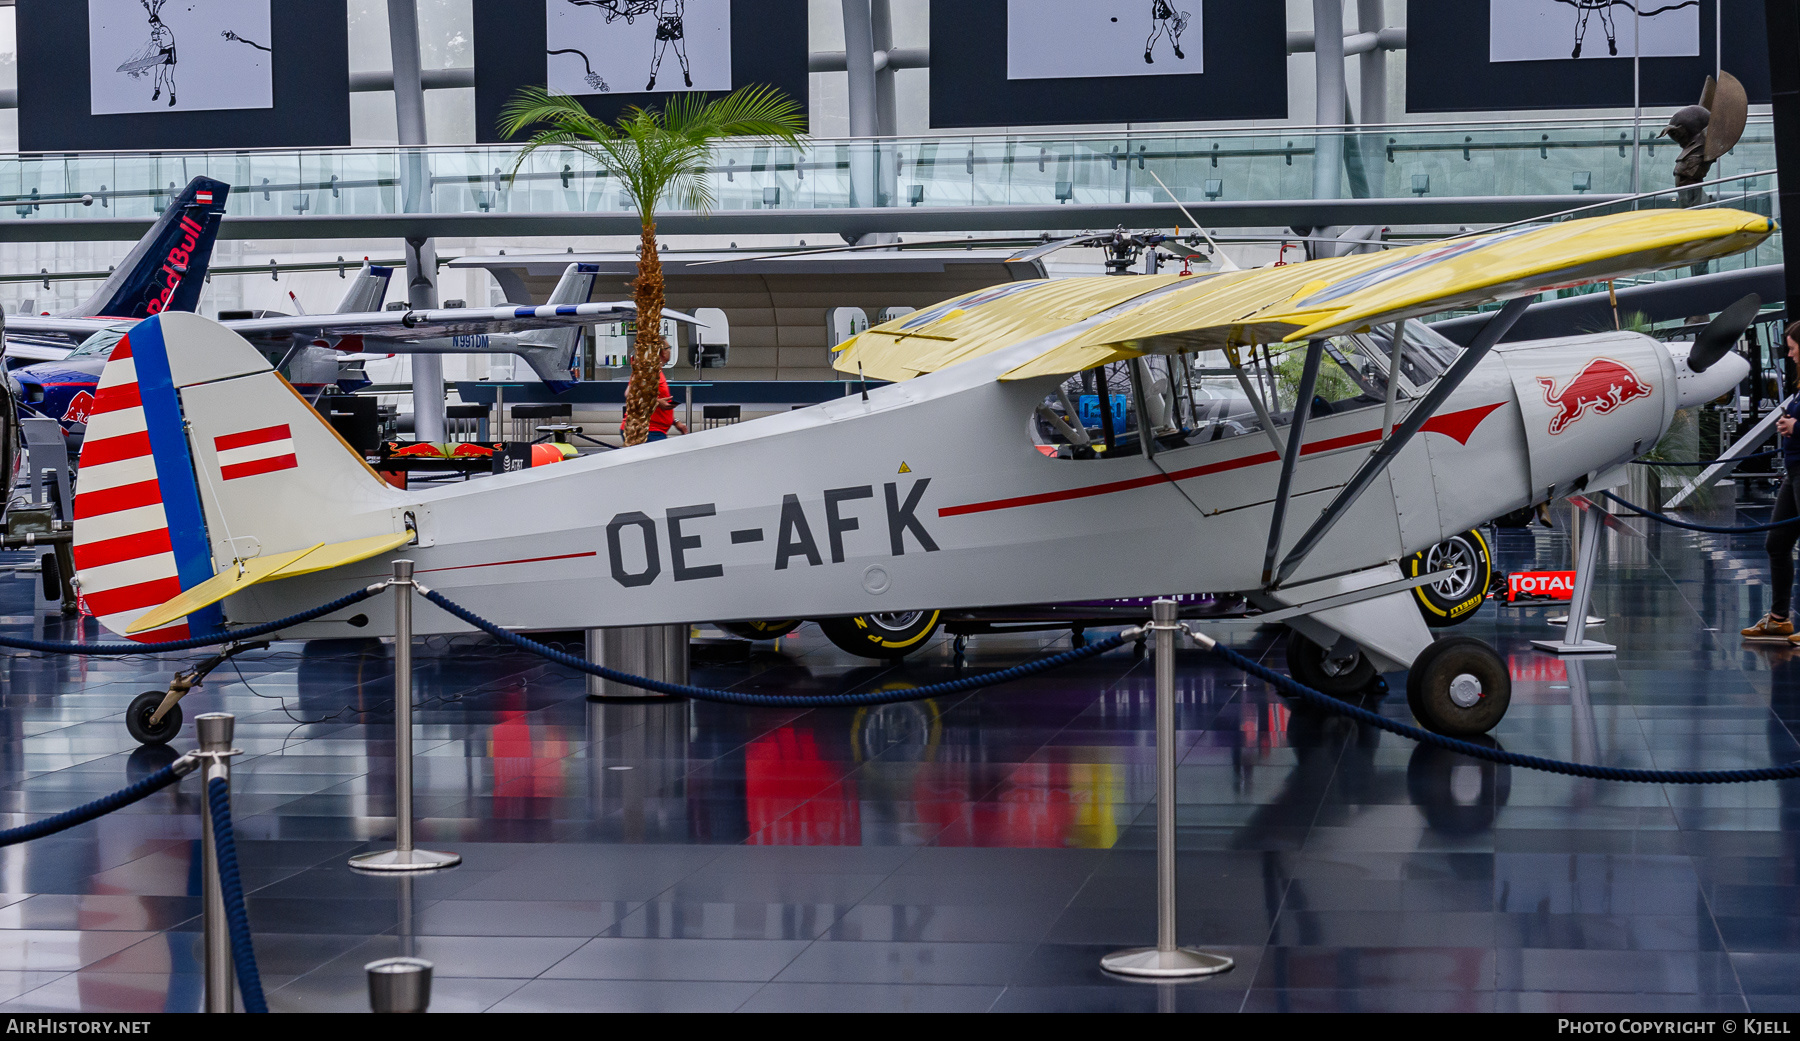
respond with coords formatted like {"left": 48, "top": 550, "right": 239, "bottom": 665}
{"left": 817, "top": 610, "right": 942, "bottom": 660}
{"left": 1284, "top": 629, "right": 1379, "bottom": 696}
{"left": 38, "top": 554, "right": 56, "bottom": 602}
{"left": 1405, "top": 636, "right": 1510, "bottom": 736}
{"left": 715, "top": 619, "right": 802, "bottom": 641}
{"left": 1406, "top": 529, "right": 1492, "bottom": 628}
{"left": 125, "top": 690, "right": 181, "bottom": 746}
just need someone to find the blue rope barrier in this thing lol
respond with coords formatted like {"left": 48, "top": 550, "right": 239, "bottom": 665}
{"left": 1630, "top": 448, "right": 1775, "bottom": 467}
{"left": 1205, "top": 640, "right": 1800, "bottom": 784}
{"left": 420, "top": 587, "right": 1136, "bottom": 706}
{"left": 1600, "top": 491, "right": 1800, "bottom": 533}
{"left": 206, "top": 777, "right": 267, "bottom": 1014}
{"left": 0, "top": 758, "right": 194, "bottom": 846}
{"left": 0, "top": 585, "right": 381, "bottom": 657}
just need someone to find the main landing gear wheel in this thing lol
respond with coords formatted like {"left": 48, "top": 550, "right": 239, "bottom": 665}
{"left": 715, "top": 619, "right": 802, "bottom": 641}
{"left": 818, "top": 610, "right": 942, "bottom": 661}
{"left": 1407, "top": 529, "right": 1492, "bottom": 628}
{"left": 1406, "top": 636, "right": 1511, "bottom": 737}
{"left": 1284, "top": 629, "right": 1380, "bottom": 696}
{"left": 125, "top": 691, "right": 181, "bottom": 746}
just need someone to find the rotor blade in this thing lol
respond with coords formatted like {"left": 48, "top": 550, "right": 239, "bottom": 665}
{"left": 684, "top": 235, "right": 1042, "bottom": 267}
{"left": 1145, "top": 169, "right": 1241, "bottom": 272}
{"left": 1007, "top": 234, "right": 1108, "bottom": 264}
{"left": 1688, "top": 292, "right": 1761, "bottom": 373}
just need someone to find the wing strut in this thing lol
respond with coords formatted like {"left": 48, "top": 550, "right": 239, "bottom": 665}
{"left": 1271, "top": 296, "right": 1533, "bottom": 590}
{"left": 1262, "top": 338, "right": 1326, "bottom": 587}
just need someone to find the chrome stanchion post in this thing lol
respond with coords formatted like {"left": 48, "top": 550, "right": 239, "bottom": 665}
{"left": 1101, "top": 600, "right": 1234, "bottom": 980}
{"left": 366, "top": 957, "right": 433, "bottom": 1013}
{"left": 195, "top": 712, "right": 239, "bottom": 1013}
{"left": 350, "top": 561, "right": 461, "bottom": 872}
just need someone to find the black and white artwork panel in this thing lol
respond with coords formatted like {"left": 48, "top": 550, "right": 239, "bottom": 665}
{"left": 545, "top": 0, "right": 732, "bottom": 96}
{"left": 87, "top": 0, "right": 273, "bottom": 115}
{"left": 1488, "top": 0, "right": 1698, "bottom": 63}
{"left": 1006, "top": 0, "right": 1203, "bottom": 81}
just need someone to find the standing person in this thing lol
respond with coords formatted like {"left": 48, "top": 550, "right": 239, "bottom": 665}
{"left": 1744, "top": 321, "right": 1800, "bottom": 641}
{"left": 621, "top": 343, "right": 688, "bottom": 443}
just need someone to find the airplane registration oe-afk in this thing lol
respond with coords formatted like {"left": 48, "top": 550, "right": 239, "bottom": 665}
{"left": 71, "top": 206, "right": 1773, "bottom": 741}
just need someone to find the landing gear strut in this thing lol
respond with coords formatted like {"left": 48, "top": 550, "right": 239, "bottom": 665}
{"left": 125, "top": 641, "right": 270, "bottom": 746}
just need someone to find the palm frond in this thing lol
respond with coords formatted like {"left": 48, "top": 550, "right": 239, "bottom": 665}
{"left": 497, "top": 82, "right": 806, "bottom": 221}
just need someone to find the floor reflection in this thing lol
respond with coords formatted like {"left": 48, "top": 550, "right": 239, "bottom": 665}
{"left": 0, "top": 518, "right": 1789, "bottom": 1009}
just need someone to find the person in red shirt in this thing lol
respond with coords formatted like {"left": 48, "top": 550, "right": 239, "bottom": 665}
{"left": 623, "top": 343, "right": 690, "bottom": 442}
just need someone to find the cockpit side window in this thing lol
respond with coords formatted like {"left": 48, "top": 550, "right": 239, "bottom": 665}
{"left": 1365, "top": 319, "right": 1459, "bottom": 388}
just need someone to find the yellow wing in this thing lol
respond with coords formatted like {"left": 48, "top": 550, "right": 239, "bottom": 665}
{"left": 1002, "top": 208, "right": 1774, "bottom": 380}
{"left": 125, "top": 531, "right": 414, "bottom": 635}
{"left": 832, "top": 208, "right": 1774, "bottom": 383}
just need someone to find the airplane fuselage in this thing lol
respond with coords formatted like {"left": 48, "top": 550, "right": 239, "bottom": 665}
{"left": 217, "top": 328, "right": 1688, "bottom": 649}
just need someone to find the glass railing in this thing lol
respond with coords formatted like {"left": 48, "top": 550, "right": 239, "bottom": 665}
{"left": 0, "top": 116, "right": 1777, "bottom": 221}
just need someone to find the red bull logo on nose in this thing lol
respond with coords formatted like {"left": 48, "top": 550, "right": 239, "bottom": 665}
{"left": 1537, "top": 357, "right": 1652, "bottom": 435}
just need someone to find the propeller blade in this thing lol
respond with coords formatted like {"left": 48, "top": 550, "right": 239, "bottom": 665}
{"left": 1688, "top": 292, "right": 1761, "bottom": 373}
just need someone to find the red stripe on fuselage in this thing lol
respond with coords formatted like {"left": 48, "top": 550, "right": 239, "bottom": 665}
{"left": 88, "top": 382, "right": 142, "bottom": 415}
{"left": 83, "top": 576, "right": 181, "bottom": 618}
{"left": 940, "top": 402, "right": 1505, "bottom": 518}
{"left": 79, "top": 430, "right": 152, "bottom": 467}
{"left": 220, "top": 454, "right": 298, "bottom": 481}
{"left": 71, "top": 528, "right": 172, "bottom": 570}
{"left": 214, "top": 424, "right": 292, "bottom": 451}
{"left": 415, "top": 551, "right": 599, "bottom": 576}
{"left": 73, "top": 479, "right": 161, "bottom": 519}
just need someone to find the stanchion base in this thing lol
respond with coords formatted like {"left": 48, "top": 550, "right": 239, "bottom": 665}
{"left": 348, "top": 848, "right": 462, "bottom": 872}
{"left": 1100, "top": 947, "right": 1234, "bottom": 979}
{"left": 1530, "top": 639, "right": 1617, "bottom": 656}
{"left": 1546, "top": 615, "right": 1604, "bottom": 626}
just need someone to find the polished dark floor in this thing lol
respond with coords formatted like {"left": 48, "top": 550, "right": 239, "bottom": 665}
{"left": 0, "top": 509, "right": 1798, "bottom": 1012}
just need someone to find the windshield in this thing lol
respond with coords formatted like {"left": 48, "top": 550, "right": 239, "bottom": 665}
{"left": 1363, "top": 319, "right": 1461, "bottom": 388}
{"left": 66, "top": 327, "right": 130, "bottom": 359}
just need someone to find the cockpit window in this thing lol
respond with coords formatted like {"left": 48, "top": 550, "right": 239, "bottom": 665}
{"left": 1029, "top": 321, "right": 1463, "bottom": 461}
{"left": 1363, "top": 319, "right": 1460, "bottom": 387}
{"left": 66, "top": 327, "right": 129, "bottom": 359}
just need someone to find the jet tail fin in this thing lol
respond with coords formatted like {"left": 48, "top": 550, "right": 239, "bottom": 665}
{"left": 335, "top": 263, "right": 394, "bottom": 314}
{"left": 513, "top": 263, "right": 597, "bottom": 393}
{"left": 67, "top": 177, "right": 230, "bottom": 319}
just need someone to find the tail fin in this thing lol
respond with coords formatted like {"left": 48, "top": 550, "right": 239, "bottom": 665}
{"left": 72, "top": 312, "right": 408, "bottom": 641}
{"left": 512, "top": 263, "right": 597, "bottom": 392}
{"left": 334, "top": 263, "right": 394, "bottom": 314}
{"left": 67, "top": 177, "right": 230, "bottom": 320}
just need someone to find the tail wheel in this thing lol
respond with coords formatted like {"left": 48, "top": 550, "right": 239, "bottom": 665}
{"left": 1405, "top": 636, "right": 1510, "bottom": 736}
{"left": 125, "top": 690, "right": 181, "bottom": 746}
{"left": 1407, "top": 529, "right": 1492, "bottom": 628}
{"left": 715, "top": 619, "right": 801, "bottom": 641}
{"left": 1283, "top": 629, "right": 1379, "bottom": 696}
{"left": 818, "top": 610, "right": 942, "bottom": 661}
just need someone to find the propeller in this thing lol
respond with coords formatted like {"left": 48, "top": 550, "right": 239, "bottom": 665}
{"left": 1687, "top": 292, "right": 1761, "bottom": 373}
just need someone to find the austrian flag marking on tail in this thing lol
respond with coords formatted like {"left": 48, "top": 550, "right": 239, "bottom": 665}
{"left": 195, "top": 191, "right": 213, "bottom": 204}
{"left": 215, "top": 424, "right": 297, "bottom": 480}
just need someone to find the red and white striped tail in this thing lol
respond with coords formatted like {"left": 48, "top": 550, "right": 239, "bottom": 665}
{"left": 70, "top": 312, "right": 410, "bottom": 641}
{"left": 69, "top": 336, "right": 190, "bottom": 641}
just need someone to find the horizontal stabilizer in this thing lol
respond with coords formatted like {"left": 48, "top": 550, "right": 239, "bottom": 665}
{"left": 125, "top": 531, "right": 413, "bottom": 634}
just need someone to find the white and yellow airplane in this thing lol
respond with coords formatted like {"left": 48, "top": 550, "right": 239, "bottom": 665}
{"left": 69, "top": 206, "right": 1772, "bottom": 741}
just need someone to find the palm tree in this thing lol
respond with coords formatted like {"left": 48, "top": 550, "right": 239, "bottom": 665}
{"left": 499, "top": 86, "right": 806, "bottom": 445}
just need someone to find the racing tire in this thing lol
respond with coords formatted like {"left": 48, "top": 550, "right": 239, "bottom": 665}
{"left": 1406, "top": 529, "right": 1492, "bottom": 628}
{"left": 818, "top": 610, "right": 942, "bottom": 661}
{"left": 1283, "top": 629, "right": 1379, "bottom": 696}
{"left": 1405, "top": 636, "right": 1510, "bottom": 737}
{"left": 125, "top": 690, "right": 181, "bottom": 747}
{"left": 715, "top": 619, "right": 802, "bottom": 641}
